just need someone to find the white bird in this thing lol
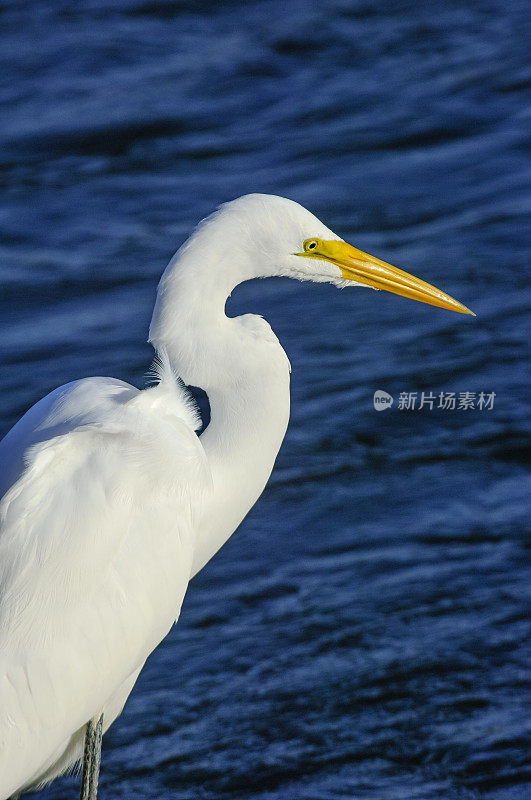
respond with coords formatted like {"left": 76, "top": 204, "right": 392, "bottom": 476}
{"left": 0, "top": 194, "right": 473, "bottom": 799}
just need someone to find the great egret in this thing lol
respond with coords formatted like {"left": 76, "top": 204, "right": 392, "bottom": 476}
{"left": 0, "top": 194, "right": 473, "bottom": 799}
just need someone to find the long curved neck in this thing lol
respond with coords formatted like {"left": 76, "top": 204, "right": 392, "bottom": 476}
{"left": 195, "top": 344, "right": 290, "bottom": 575}
{"left": 149, "top": 229, "right": 291, "bottom": 577}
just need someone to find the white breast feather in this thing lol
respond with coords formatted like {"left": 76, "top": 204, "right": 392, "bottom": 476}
{"left": 0, "top": 370, "right": 211, "bottom": 794}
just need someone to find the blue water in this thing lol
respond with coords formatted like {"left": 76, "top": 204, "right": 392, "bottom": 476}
{"left": 1, "top": 1, "right": 530, "bottom": 798}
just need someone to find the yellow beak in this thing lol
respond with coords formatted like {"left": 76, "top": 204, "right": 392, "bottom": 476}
{"left": 296, "top": 239, "right": 475, "bottom": 315}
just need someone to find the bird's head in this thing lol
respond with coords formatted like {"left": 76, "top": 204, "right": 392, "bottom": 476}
{"left": 211, "top": 193, "right": 474, "bottom": 316}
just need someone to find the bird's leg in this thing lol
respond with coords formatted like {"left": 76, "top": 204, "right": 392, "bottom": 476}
{"left": 80, "top": 718, "right": 95, "bottom": 800}
{"left": 91, "top": 714, "right": 104, "bottom": 798}
{"left": 80, "top": 713, "right": 104, "bottom": 800}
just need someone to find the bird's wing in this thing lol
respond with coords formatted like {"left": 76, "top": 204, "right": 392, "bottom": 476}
{"left": 0, "top": 375, "right": 211, "bottom": 794}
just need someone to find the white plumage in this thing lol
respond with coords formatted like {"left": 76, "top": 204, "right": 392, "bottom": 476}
{"left": 0, "top": 370, "right": 208, "bottom": 793}
{"left": 0, "top": 194, "right": 472, "bottom": 797}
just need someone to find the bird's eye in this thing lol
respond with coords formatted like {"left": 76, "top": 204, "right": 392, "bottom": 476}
{"left": 303, "top": 239, "right": 320, "bottom": 252}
